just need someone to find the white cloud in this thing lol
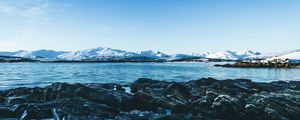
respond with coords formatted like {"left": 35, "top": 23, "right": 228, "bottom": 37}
{"left": 0, "top": 0, "right": 72, "bottom": 50}
{"left": 0, "top": 0, "right": 48, "bottom": 17}
{"left": 0, "top": 0, "right": 71, "bottom": 23}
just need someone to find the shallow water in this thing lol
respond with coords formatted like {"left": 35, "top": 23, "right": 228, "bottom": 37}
{"left": 0, "top": 62, "right": 299, "bottom": 90}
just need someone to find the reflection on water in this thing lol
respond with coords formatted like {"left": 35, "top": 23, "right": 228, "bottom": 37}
{"left": 0, "top": 62, "right": 299, "bottom": 90}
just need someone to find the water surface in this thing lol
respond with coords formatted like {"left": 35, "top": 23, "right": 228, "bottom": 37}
{"left": 0, "top": 62, "right": 299, "bottom": 90}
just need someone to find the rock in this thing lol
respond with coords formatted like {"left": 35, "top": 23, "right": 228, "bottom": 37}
{"left": 122, "top": 92, "right": 160, "bottom": 112}
{"left": 289, "top": 81, "right": 300, "bottom": 90}
{"left": 116, "top": 84, "right": 125, "bottom": 92}
{"left": 171, "top": 104, "right": 190, "bottom": 114}
{"left": 243, "top": 104, "right": 263, "bottom": 120}
{"left": 212, "top": 94, "right": 242, "bottom": 119}
{"left": 154, "top": 115, "right": 185, "bottom": 120}
{"left": 2, "top": 87, "right": 31, "bottom": 97}
{"left": 0, "top": 107, "right": 15, "bottom": 118}
{"left": 74, "top": 85, "right": 119, "bottom": 108}
{"left": 21, "top": 104, "right": 53, "bottom": 119}
{"left": 264, "top": 107, "right": 285, "bottom": 120}
{"left": 206, "top": 90, "right": 219, "bottom": 102}
{"left": 165, "top": 83, "right": 191, "bottom": 100}
{"left": 8, "top": 97, "right": 26, "bottom": 105}
{"left": 0, "top": 96, "right": 5, "bottom": 103}
{"left": 0, "top": 78, "right": 299, "bottom": 119}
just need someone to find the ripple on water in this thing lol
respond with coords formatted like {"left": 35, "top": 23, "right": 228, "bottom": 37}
{"left": 0, "top": 62, "right": 300, "bottom": 90}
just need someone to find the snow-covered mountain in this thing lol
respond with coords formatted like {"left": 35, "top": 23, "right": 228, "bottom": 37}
{"left": 0, "top": 50, "right": 25, "bottom": 56}
{"left": 57, "top": 47, "right": 137, "bottom": 61}
{"left": 247, "top": 49, "right": 300, "bottom": 60}
{"left": 13, "top": 50, "right": 68, "bottom": 60}
{"left": 201, "top": 50, "right": 260, "bottom": 60}
{"left": 4, "top": 47, "right": 294, "bottom": 62}
{"left": 263, "top": 49, "right": 300, "bottom": 63}
{"left": 136, "top": 50, "right": 170, "bottom": 59}
{"left": 168, "top": 53, "right": 201, "bottom": 60}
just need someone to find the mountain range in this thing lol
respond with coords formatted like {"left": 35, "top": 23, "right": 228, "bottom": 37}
{"left": 0, "top": 47, "right": 299, "bottom": 62}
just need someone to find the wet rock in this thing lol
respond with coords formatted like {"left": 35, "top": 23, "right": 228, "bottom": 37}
{"left": 212, "top": 94, "right": 242, "bottom": 119}
{"left": 116, "top": 84, "right": 126, "bottom": 92}
{"left": 74, "top": 85, "right": 119, "bottom": 108}
{"left": 2, "top": 87, "right": 31, "bottom": 97}
{"left": 0, "top": 107, "right": 15, "bottom": 118}
{"left": 243, "top": 104, "right": 263, "bottom": 120}
{"left": 122, "top": 92, "right": 163, "bottom": 112}
{"left": 8, "top": 97, "right": 26, "bottom": 105}
{"left": 165, "top": 83, "right": 191, "bottom": 100}
{"left": 0, "top": 78, "right": 300, "bottom": 119}
{"left": 154, "top": 115, "right": 185, "bottom": 120}
{"left": 0, "top": 96, "right": 5, "bottom": 103}
{"left": 21, "top": 104, "right": 53, "bottom": 119}
{"left": 171, "top": 104, "right": 190, "bottom": 114}
{"left": 289, "top": 81, "right": 300, "bottom": 90}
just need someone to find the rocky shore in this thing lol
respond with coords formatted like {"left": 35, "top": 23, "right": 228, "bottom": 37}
{"left": 0, "top": 78, "right": 300, "bottom": 120}
{"left": 215, "top": 62, "right": 300, "bottom": 68}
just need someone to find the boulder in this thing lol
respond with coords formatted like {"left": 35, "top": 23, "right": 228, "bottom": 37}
{"left": 211, "top": 94, "right": 242, "bottom": 119}
{"left": 165, "top": 83, "right": 191, "bottom": 100}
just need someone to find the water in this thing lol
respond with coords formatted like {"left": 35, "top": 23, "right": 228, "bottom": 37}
{"left": 0, "top": 62, "right": 300, "bottom": 90}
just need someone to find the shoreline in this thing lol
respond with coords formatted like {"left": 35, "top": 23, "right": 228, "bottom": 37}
{"left": 215, "top": 62, "right": 300, "bottom": 68}
{"left": 0, "top": 78, "right": 299, "bottom": 119}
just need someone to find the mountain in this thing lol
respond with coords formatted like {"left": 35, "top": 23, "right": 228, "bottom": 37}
{"left": 201, "top": 50, "right": 260, "bottom": 60}
{"left": 264, "top": 49, "right": 300, "bottom": 63}
{"left": 0, "top": 47, "right": 264, "bottom": 61}
{"left": 136, "top": 50, "right": 170, "bottom": 59}
{"left": 0, "top": 50, "right": 25, "bottom": 56}
{"left": 168, "top": 53, "right": 201, "bottom": 60}
{"left": 13, "top": 50, "right": 68, "bottom": 60}
{"left": 57, "top": 47, "right": 137, "bottom": 61}
{"left": 247, "top": 49, "right": 300, "bottom": 60}
{"left": 236, "top": 50, "right": 261, "bottom": 59}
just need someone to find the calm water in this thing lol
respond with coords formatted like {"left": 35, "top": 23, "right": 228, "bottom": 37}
{"left": 0, "top": 62, "right": 300, "bottom": 90}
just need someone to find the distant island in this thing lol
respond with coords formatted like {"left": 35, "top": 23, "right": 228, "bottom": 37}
{"left": 0, "top": 47, "right": 300, "bottom": 66}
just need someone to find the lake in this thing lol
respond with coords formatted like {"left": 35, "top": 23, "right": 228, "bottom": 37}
{"left": 0, "top": 62, "right": 300, "bottom": 90}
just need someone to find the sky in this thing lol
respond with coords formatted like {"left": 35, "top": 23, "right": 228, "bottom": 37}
{"left": 0, "top": 0, "right": 300, "bottom": 54}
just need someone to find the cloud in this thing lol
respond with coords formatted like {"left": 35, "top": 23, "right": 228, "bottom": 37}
{"left": 0, "top": 0, "right": 48, "bottom": 17}
{"left": 0, "top": 0, "right": 71, "bottom": 23}
{"left": 0, "top": 0, "right": 72, "bottom": 47}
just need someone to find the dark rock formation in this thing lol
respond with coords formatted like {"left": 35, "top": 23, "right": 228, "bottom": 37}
{"left": 0, "top": 78, "right": 300, "bottom": 119}
{"left": 215, "top": 62, "right": 300, "bottom": 68}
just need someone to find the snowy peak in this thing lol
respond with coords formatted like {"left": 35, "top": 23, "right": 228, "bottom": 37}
{"left": 204, "top": 50, "right": 238, "bottom": 60}
{"left": 13, "top": 50, "right": 68, "bottom": 59}
{"left": 0, "top": 50, "right": 26, "bottom": 56}
{"left": 57, "top": 47, "right": 137, "bottom": 61}
{"left": 202, "top": 50, "right": 260, "bottom": 60}
{"left": 0, "top": 47, "right": 275, "bottom": 61}
{"left": 0, "top": 50, "right": 67, "bottom": 60}
{"left": 247, "top": 49, "right": 300, "bottom": 60}
{"left": 268, "top": 49, "right": 300, "bottom": 61}
{"left": 236, "top": 50, "right": 260, "bottom": 56}
{"left": 136, "top": 50, "right": 169, "bottom": 59}
{"left": 168, "top": 53, "right": 200, "bottom": 60}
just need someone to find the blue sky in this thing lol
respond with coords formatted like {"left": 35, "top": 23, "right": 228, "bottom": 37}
{"left": 0, "top": 0, "right": 299, "bottom": 54}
